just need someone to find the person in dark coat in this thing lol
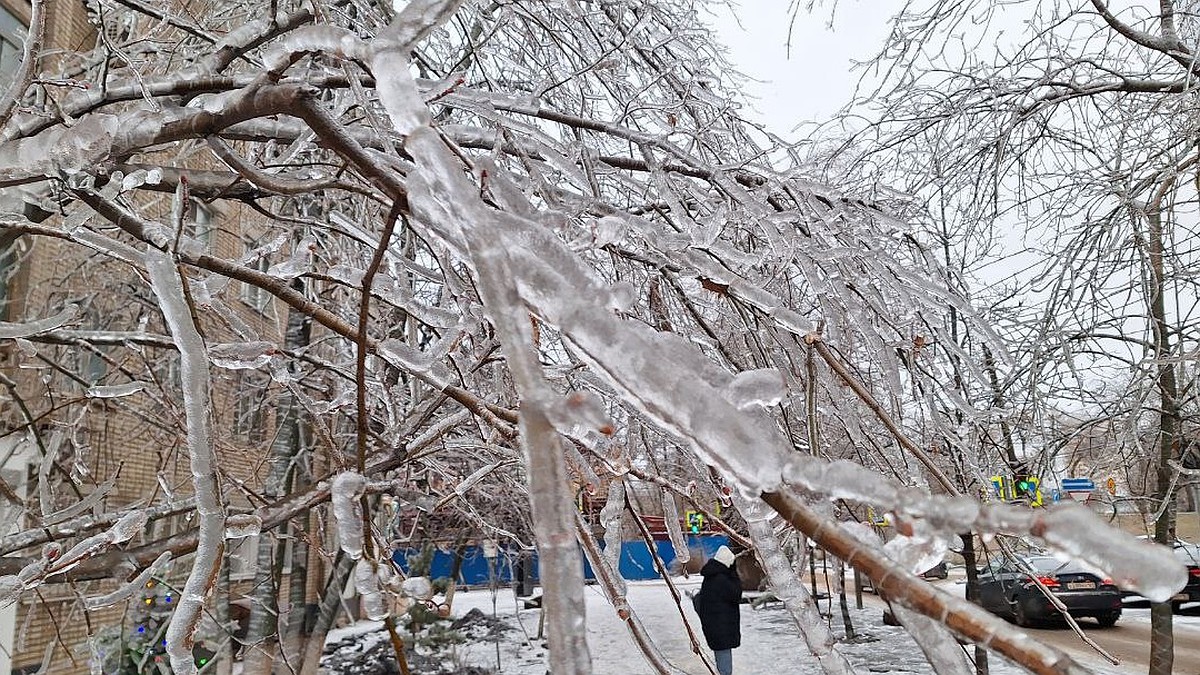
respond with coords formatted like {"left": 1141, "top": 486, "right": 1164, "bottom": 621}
{"left": 696, "top": 545, "right": 742, "bottom": 675}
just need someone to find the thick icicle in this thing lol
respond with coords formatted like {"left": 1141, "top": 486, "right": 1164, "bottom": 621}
{"left": 377, "top": 12, "right": 591, "bottom": 670}
{"left": 889, "top": 604, "right": 973, "bottom": 675}
{"left": 331, "top": 472, "right": 366, "bottom": 559}
{"left": 879, "top": 524, "right": 971, "bottom": 675}
{"left": 600, "top": 479, "right": 627, "bottom": 597}
{"left": 735, "top": 494, "right": 854, "bottom": 675}
{"left": 0, "top": 305, "right": 77, "bottom": 339}
{"left": 354, "top": 559, "right": 389, "bottom": 621}
{"left": 576, "top": 513, "right": 689, "bottom": 675}
{"left": 146, "top": 247, "right": 224, "bottom": 675}
{"left": 660, "top": 489, "right": 690, "bottom": 567}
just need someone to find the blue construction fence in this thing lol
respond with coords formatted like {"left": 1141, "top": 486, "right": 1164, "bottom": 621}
{"left": 392, "top": 534, "right": 730, "bottom": 586}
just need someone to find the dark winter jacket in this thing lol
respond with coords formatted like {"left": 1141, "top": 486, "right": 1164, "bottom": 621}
{"left": 696, "top": 558, "right": 742, "bottom": 650}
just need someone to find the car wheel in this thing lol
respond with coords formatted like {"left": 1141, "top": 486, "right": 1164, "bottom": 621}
{"left": 1013, "top": 598, "right": 1034, "bottom": 628}
{"left": 1096, "top": 611, "right": 1120, "bottom": 628}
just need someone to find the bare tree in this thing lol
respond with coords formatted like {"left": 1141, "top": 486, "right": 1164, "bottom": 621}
{"left": 827, "top": 1, "right": 1200, "bottom": 672}
{"left": 0, "top": 1, "right": 1190, "bottom": 675}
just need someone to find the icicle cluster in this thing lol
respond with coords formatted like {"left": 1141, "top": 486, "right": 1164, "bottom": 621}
{"left": 331, "top": 471, "right": 366, "bottom": 559}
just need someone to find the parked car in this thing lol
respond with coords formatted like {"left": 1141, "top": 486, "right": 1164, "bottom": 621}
{"left": 860, "top": 561, "right": 949, "bottom": 594}
{"left": 921, "top": 561, "right": 949, "bottom": 580}
{"left": 974, "top": 555, "right": 1122, "bottom": 628}
{"left": 1122, "top": 537, "right": 1200, "bottom": 611}
{"left": 1171, "top": 540, "right": 1200, "bottom": 609}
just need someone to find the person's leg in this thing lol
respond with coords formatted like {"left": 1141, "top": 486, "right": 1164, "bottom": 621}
{"left": 713, "top": 648, "right": 733, "bottom": 675}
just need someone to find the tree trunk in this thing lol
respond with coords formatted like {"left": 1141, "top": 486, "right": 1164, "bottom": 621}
{"left": 1145, "top": 206, "right": 1179, "bottom": 675}
{"left": 959, "top": 533, "right": 989, "bottom": 675}
{"left": 245, "top": 283, "right": 312, "bottom": 674}
{"left": 298, "top": 551, "right": 355, "bottom": 675}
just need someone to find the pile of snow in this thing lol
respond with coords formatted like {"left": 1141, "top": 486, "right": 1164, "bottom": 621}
{"left": 322, "top": 612, "right": 497, "bottom": 675}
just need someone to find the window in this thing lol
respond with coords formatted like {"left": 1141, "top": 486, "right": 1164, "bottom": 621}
{"left": 185, "top": 201, "right": 215, "bottom": 249}
{"left": 82, "top": 348, "right": 108, "bottom": 385}
{"left": 0, "top": 432, "right": 34, "bottom": 534}
{"left": 233, "top": 371, "right": 268, "bottom": 444}
{"left": 0, "top": 4, "right": 24, "bottom": 89}
{"left": 239, "top": 236, "right": 271, "bottom": 313}
{"left": 227, "top": 533, "right": 260, "bottom": 580}
{"left": 240, "top": 257, "right": 270, "bottom": 311}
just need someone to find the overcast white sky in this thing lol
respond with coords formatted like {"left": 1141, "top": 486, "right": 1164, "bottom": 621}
{"left": 706, "top": 2, "right": 892, "bottom": 139}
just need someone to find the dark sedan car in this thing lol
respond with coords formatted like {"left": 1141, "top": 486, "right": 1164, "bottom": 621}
{"left": 974, "top": 555, "right": 1122, "bottom": 627}
{"left": 1173, "top": 541, "right": 1200, "bottom": 608}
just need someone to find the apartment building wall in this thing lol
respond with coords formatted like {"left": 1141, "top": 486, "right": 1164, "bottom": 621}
{"left": 0, "top": 2, "right": 343, "bottom": 671}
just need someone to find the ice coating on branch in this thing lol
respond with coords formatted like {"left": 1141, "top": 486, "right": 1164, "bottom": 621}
{"left": 332, "top": 472, "right": 366, "bottom": 559}
{"left": 783, "top": 452, "right": 1186, "bottom": 601}
{"left": 453, "top": 461, "right": 506, "bottom": 498}
{"left": 0, "top": 576, "right": 21, "bottom": 607}
{"left": 355, "top": 559, "right": 389, "bottom": 620}
{"left": 208, "top": 341, "right": 278, "bottom": 370}
{"left": 379, "top": 0, "right": 468, "bottom": 53}
{"left": 116, "top": 167, "right": 163, "bottom": 194}
{"left": 0, "top": 304, "right": 77, "bottom": 338}
{"left": 265, "top": 25, "right": 369, "bottom": 71}
{"left": 14, "top": 338, "right": 35, "bottom": 356}
{"left": 722, "top": 368, "right": 786, "bottom": 410}
{"left": 267, "top": 240, "right": 314, "bottom": 280}
{"left": 224, "top": 514, "right": 262, "bottom": 539}
{"left": 593, "top": 215, "right": 629, "bottom": 248}
{"left": 56, "top": 533, "right": 111, "bottom": 571}
{"left": 1035, "top": 506, "right": 1186, "bottom": 602}
{"left": 402, "top": 575, "right": 433, "bottom": 600}
{"left": 147, "top": 247, "right": 224, "bottom": 675}
{"left": 86, "top": 382, "right": 146, "bottom": 399}
{"left": 606, "top": 281, "right": 637, "bottom": 313}
{"left": 328, "top": 265, "right": 364, "bottom": 286}
{"left": 372, "top": 48, "right": 429, "bottom": 136}
{"left": 544, "top": 390, "right": 614, "bottom": 438}
{"left": 403, "top": 125, "right": 792, "bottom": 492}
{"left": 377, "top": 338, "right": 452, "bottom": 388}
{"left": 564, "top": 442, "right": 601, "bottom": 494}
{"left": 882, "top": 523, "right": 950, "bottom": 577}
{"left": 660, "top": 489, "right": 689, "bottom": 566}
{"left": 84, "top": 551, "right": 171, "bottom": 609}
{"left": 600, "top": 480, "right": 626, "bottom": 593}
{"left": 108, "top": 509, "right": 149, "bottom": 544}
{"left": 783, "top": 458, "right": 904, "bottom": 506}
{"left": 0, "top": 113, "right": 121, "bottom": 177}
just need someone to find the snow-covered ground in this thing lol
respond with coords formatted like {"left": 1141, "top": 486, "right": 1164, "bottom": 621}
{"left": 324, "top": 572, "right": 1200, "bottom": 674}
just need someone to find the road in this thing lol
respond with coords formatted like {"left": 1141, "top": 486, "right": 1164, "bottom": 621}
{"left": 867, "top": 578, "right": 1200, "bottom": 674}
{"left": 1024, "top": 602, "right": 1200, "bottom": 674}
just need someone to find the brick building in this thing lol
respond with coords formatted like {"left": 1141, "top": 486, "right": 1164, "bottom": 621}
{"left": 0, "top": 2, "right": 316, "bottom": 671}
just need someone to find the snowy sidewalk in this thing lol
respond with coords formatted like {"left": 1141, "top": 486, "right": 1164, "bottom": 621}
{"left": 321, "top": 571, "right": 1132, "bottom": 672}
{"left": 412, "top": 578, "right": 1128, "bottom": 674}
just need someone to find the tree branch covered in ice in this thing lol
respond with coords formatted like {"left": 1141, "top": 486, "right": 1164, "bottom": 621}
{"left": 0, "top": 1, "right": 1190, "bottom": 673}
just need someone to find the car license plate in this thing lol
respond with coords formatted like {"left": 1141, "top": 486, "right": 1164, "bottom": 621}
{"left": 1066, "top": 582, "right": 1095, "bottom": 590}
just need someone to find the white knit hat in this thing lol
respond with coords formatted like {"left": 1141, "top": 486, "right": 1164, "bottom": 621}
{"left": 713, "top": 545, "right": 736, "bottom": 568}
